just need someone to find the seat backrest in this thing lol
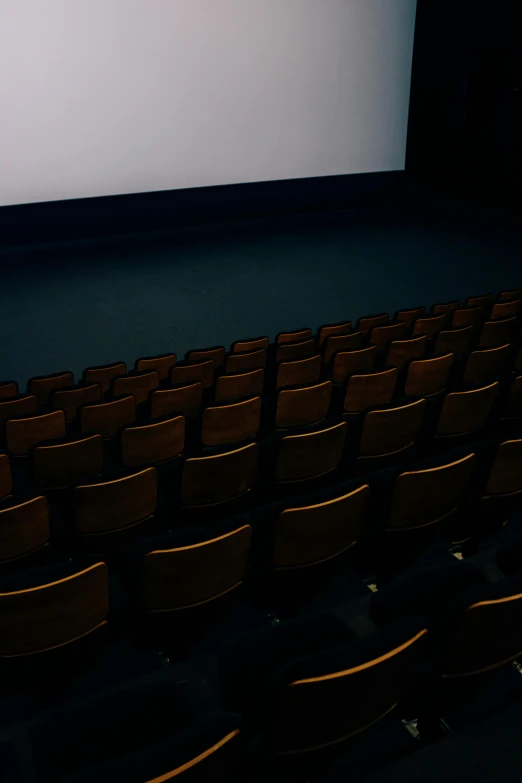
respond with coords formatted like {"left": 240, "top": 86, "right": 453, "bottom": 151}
{"left": 412, "top": 314, "right": 446, "bottom": 338}
{"left": 182, "top": 443, "right": 258, "bottom": 507}
{"left": 231, "top": 336, "right": 269, "bottom": 353}
{"left": 370, "top": 322, "right": 408, "bottom": 352}
{"left": 396, "top": 306, "right": 425, "bottom": 329}
{"left": 452, "top": 306, "right": 487, "bottom": 332}
{"left": 490, "top": 300, "right": 520, "bottom": 320}
{"left": 359, "top": 399, "right": 426, "bottom": 457}
{"left": 135, "top": 353, "right": 177, "bottom": 381}
{"left": 332, "top": 346, "right": 378, "bottom": 384}
{"left": 517, "top": 347, "right": 522, "bottom": 373}
{"left": 357, "top": 313, "right": 389, "bottom": 335}
{"left": 142, "top": 524, "right": 252, "bottom": 611}
{"left": 28, "top": 371, "right": 74, "bottom": 408}
{"left": 404, "top": 353, "right": 454, "bottom": 398}
{"left": 0, "top": 395, "right": 38, "bottom": 439}
{"left": 323, "top": 332, "right": 364, "bottom": 365}
{"left": 51, "top": 384, "right": 102, "bottom": 423}
{"left": 276, "top": 381, "right": 332, "bottom": 429}
{"left": 437, "top": 382, "right": 498, "bottom": 436}
{"left": 465, "top": 293, "right": 493, "bottom": 311}
{"left": 276, "top": 340, "right": 315, "bottom": 364}
{"left": 0, "top": 559, "right": 109, "bottom": 657}
{"left": 388, "top": 453, "right": 476, "bottom": 529}
{"left": 120, "top": 416, "right": 185, "bottom": 467}
{"left": 0, "top": 496, "right": 50, "bottom": 564}
{"left": 80, "top": 395, "right": 136, "bottom": 439}
{"left": 201, "top": 398, "right": 261, "bottom": 447}
{"left": 344, "top": 368, "right": 398, "bottom": 413}
{"left": 497, "top": 287, "right": 522, "bottom": 303}
{"left": 186, "top": 346, "right": 226, "bottom": 370}
{"left": 386, "top": 336, "right": 427, "bottom": 370}
{"left": 431, "top": 300, "right": 460, "bottom": 326}
{"left": 273, "top": 485, "right": 370, "bottom": 568}
{"left": 275, "top": 422, "right": 347, "bottom": 482}
{"left": 32, "top": 434, "right": 104, "bottom": 489}
{"left": 317, "top": 321, "right": 352, "bottom": 348}
{"left": 0, "top": 454, "right": 13, "bottom": 500}
{"left": 276, "top": 355, "right": 321, "bottom": 391}
{"left": 276, "top": 328, "right": 312, "bottom": 345}
{"left": 83, "top": 362, "right": 127, "bottom": 396}
{"left": 112, "top": 370, "right": 160, "bottom": 405}
{"left": 434, "top": 326, "right": 474, "bottom": 359}
{"left": 73, "top": 468, "right": 157, "bottom": 535}
{"left": 478, "top": 317, "right": 517, "bottom": 348}
{"left": 5, "top": 411, "right": 66, "bottom": 457}
{"left": 225, "top": 348, "right": 267, "bottom": 373}
{"left": 463, "top": 344, "right": 512, "bottom": 385}
{"left": 215, "top": 369, "right": 264, "bottom": 404}
{"left": 503, "top": 376, "right": 522, "bottom": 420}
{"left": 150, "top": 382, "right": 203, "bottom": 421}
{"left": 485, "top": 439, "right": 522, "bottom": 496}
{"left": 170, "top": 360, "right": 215, "bottom": 390}
{"left": 0, "top": 381, "right": 18, "bottom": 401}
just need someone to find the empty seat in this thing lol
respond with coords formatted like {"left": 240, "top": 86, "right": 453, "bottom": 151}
{"left": 412, "top": 315, "right": 446, "bottom": 339}
{"left": 404, "top": 353, "right": 454, "bottom": 398}
{"left": 28, "top": 371, "right": 74, "bottom": 408}
{"left": 434, "top": 326, "right": 474, "bottom": 359}
{"left": 182, "top": 443, "right": 258, "bottom": 508}
{"left": 462, "top": 344, "right": 512, "bottom": 384}
{"left": 452, "top": 306, "right": 487, "bottom": 332}
{"left": 343, "top": 368, "right": 398, "bottom": 414}
{"left": 0, "top": 395, "right": 38, "bottom": 440}
{"left": 275, "top": 340, "right": 315, "bottom": 363}
{"left": 120, "top": 416, "right": 185, "bottom": 468}
{"left": 431, "top": 300, "right": 460, "bottom": 326}
{"left": 276, "top": 381, "right": 332, "bottom": 429}
{"left": 465, "top": 293, "right": 494, "bottom": 311}
{"left": 112, "top": 370, "right": 159, "bottom": 405}
{"left": 0, "top": 381, "right": 18, "bottom": 401}
{"left": 395, "top": 306, "right": 425, "bottom": 329}
{"left": 478, "top": 317, "right": 517, "bottom": 348}
{"left": 83, "top": 362, "right": 127, "bottom": 396}
{"left": 332, "top": 346, "right": 377, "bottom": 384}
{"left": 5, "top": 410, "right": 66, "bottom": 457}
{"left": 490, "top": 299, "right": 521, "bottom": 320}
{"left": 31, "top": 434, "right": 104, "bottom": 490}
{"left": 225, "top": 348, "right": 267, "bottom": 373}
{"left": 497, "top": 287, "right": 522, "bottom": 302}
{"left": 386, "top": 335, "right": 428, "bottom": 370}
{"left": 215, "top": 369, "right": 264, "bottom": 404}
{"left": 135, "top": 353, "right": 177, "bottom": 381}
{"left": 436, "top": 382, "right": 498, "bottom": 439}
{"left": 323, "top": 331, "right": 364, "bottom": 365}
{"left": 276, "top": 355, "right": 322, "bottom": 391}
{"left": 502, "top": 375, "right": 522, "bottom": 422}
{"left": 186, "top": 346, "right": 226, "bottom": 370}
{"left": 357, "top": 313, "right": 389, "bottom": 336}
{"left": 276, "top": 328, "right": 312, "bottom": 345}
{"left": 317, "top": 321, "right": 352, "bottom": 348}
{"left": 150, "top": 382, "right": 203, "bottom": 421}
{"left": 369, "top": 322, "right": 408, "bottom": 353}
{"left": 201, "top": 397, "right": 261, "bottom": 447}
{"left": 0, "top": 496, "right": 50, "bottom": 569}
{"left": 475, "top": 439, "right": 522, "bottom": 531}
{"left": 275, "top": 422, "right": 347, "bottom": 484}
{"left": 231, "top": 336, "right": 269, "bottom": 353}
{"left": 170, "top": 360, "right": 215, "bottom": 390}
{"left": 51, "top": 384, "right": 102, "bottom": 423}
{"left": 0, "top": 454, "right": 13, "bottom": 500}
{"left": 80, "top": 395, "right": 136, "bottom": 440}
{"left": 357, "top": 399, "right": 426, "bottom": 470}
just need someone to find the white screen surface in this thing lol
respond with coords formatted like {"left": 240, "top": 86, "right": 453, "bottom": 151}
{"left": 1, "top": 0, "right": 417, "bottom": 207}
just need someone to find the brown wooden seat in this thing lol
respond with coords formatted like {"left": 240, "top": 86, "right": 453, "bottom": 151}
{"left": 478, "top": 317, "right": 517, "bottom": 348}
{"left": 498, "top": 287, "right": 522, "bottom": 303}
{"left": 72, "top": 468, "right": 157, "bottom": 538}
{"left": 201, "top": 398, "right": 261, "bottom": 447}
{"left": 332, "top": 346, "right": 378, "bottom": 384}
{"left": 275, "top": 422, "right": 347, "bottom": 484}
{"left": 225, "top": 348, "right": 267, "bottom": 373}
{"left": 317, "top": 321, "right": 352, "bottom": 348}
{"left": 120, "top": 416, "right": 185, "bottom": 468}
{"left": 51, "top": 384, "right": 102, "bottom": 423}
{"left": 28, "top": 371, "right": 74, "bottom": 408}
{"left": 436, "top": 382, "right": 499, "bottom": 439}
{"left": 462, "top": 344, "right": 512, "bottom": 385}
{"left": 276, "top": 328, "right": 312, "bottom": 345}
{"left": 215, "top": 369, "right": 264, "bottom": 404}
{"left": 0, "top": 454, "right": 13, "bottom": 500}
{"left": 434, "top": 326, "right": 474, "bottom": 359}
{"left": 150, "top": 382, "right": 203, "bottom": 421}
{"left": 80, "top": 395, "right": 136, "bottom": 440}
{"left": 83, "top": 362, "right": 127, "bottom": 396}
{"left": 357, "top": 313, "right": 389, "bottom": 336}
{"left": 0, "top": 382, "right": 18, "bottom": 401}
{"left": 431, "top": 300, "right": 460, "bottom": 326}
{"left": 5, "top": 411, "right": 66, "bottom": 457}
{"left": 135, "top": 353, "right": 177, "bottom": 381}
{"left": 231, "top": 336, "right": 269, "bottom": 353}
{"left": 502, "top": 375, "right": 522, "bottom": 421}
{"left": 276, "top": 355, "right": 321, "bottom": 391}
{"left": 182, "top": 443, "right": 258, "bottom": 508}
{"left": 31, "top": 434, "right": 104, "bottom": 490}
{"left": 356, "top": 399, "right": 426, "bottom": 471}
{"left": 386, "top": 335, "right": 428, "bottom": 370}
{"left": 404, "top": 353, "right": 454, "bottom": 398}
{"left": 186, "top": 346, "right": 226, "bottom": 370}
{"left": 395, "top": 306, "right": 425, "bottom": 329}
{"left": 412, "top": 314, "right": 446, "bottom": 339}
{"left": 490, "top": 300, "right": 521, "bottom": 320}
{"left": 170, "top": 360, "right": 215, "bottom": 390}
{"left": 112, "top": 370, "right": 159, "bottom": 405}
{"left": 465, "top": 293, "right": 494, "bottom": 311}
{"left": 0, "top": 496, "right": 50, "bottom": 569}
{"left": 343, "top": 368, "right": 398, "bottom": 414}
{"left": 275, "top": 340, "right": 315, "bottom": 364}
{"left": 323, "top": 332, "right": 364, "bottom": 365}
{"left": 474, "top": 439, "right": 522, "bottom": 534}
{"left": 451, "top": 306, "right": 487, "bottom": 333}
{"left": 276, "top": 381, "right": 332, "bottom": 429}
{"left": 0, "top": 395, "right": 38, "bottom": 441}
{"left": 369, "top": 322, "right": 408, "bottom": 353}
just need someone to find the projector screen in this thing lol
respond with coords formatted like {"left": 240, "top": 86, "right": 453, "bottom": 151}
{"left": 1, "top": 0, "right": 417, "bottom": 207}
